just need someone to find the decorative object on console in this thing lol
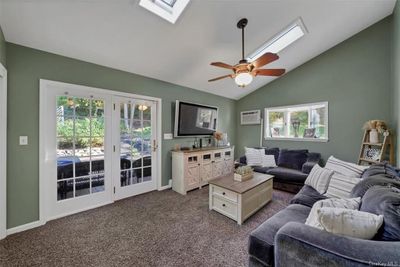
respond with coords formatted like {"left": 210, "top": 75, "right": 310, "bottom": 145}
{"left": 234, "top": 166, "right": 254, "bottom": 182}
{"left": 213, "top": 131, "right": 223, "bottom": 147}
{"left": 363, "top": 147, "right": 380, "bottom": 161}
{"left": 241, "top": 110, "right": 261, "bottom": 125}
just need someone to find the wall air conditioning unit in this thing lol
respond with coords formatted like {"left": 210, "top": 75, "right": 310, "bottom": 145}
{"left": 240, "top": 110, "right": 261, "bottom": 125}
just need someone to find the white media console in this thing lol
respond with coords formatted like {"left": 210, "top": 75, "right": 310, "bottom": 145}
{"left": 171, "top": 147, "right": 235, "bottom": 195}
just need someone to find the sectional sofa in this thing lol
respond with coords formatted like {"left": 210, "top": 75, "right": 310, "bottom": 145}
{"left": 248, "top": 164, "right": 400, "bottom": 267}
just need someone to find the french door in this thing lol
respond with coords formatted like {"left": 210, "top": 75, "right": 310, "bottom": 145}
{"left": 113, "top": 96, "right": 158, "bottom": 200}
{"left": 41, "top": 80, "right": 160, "bottom": 222}
{"left": 41, "top": 84, "right": 113, "bottom": 220}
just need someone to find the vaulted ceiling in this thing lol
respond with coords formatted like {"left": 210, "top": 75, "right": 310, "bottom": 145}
{"left": 0, "top": 0, "right": 396, "bottom": 99}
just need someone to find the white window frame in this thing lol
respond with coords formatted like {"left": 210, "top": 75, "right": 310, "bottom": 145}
{"left": 264, "top": 102, "right": 328, "bottom": 142}
{"left": 139, "top": 0, "right": 190, "bottom": 24}
{"left": 0, "top": 63, "right": 7, "bottom": 240}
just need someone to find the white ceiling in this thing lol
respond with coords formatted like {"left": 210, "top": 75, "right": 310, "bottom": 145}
{"left": 0, "top": 0, "right": 396, "bottom": 99}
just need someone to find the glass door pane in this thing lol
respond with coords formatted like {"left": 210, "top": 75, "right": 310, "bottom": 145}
{"left": 56, "top": 96, "right": 105, "bottom": 201}
{"left": 119, "top": 102, "right": 152, "bottom": 187}
{"left": 114, "top": 97, "right": 157, "bottom": 200}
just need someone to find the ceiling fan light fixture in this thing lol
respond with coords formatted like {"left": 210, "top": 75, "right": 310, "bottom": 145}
{"left": 235, "top": 72, "right": 253, "bottom": 87}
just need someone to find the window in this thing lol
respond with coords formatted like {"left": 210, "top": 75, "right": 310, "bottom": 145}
{"left": 139, "top": 0, "right": 190, "bottom": 24}
{"left": 265, "top": 102, "right": 328, "bottom": 141}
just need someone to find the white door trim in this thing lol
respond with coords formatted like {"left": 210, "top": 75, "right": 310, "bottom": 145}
{"left": 0, "top": 63, "right": 6, "bottom": 240}
{"left": 39, "top": 79, "right": 162, "bottom": 225}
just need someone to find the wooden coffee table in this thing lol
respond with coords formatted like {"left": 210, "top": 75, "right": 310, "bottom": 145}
{"left": 209, "top": 172, "right": 273, "bottom": 224}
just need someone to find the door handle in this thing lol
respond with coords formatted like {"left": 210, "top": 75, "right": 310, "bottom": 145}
{"left": 152, "top": 140, "right": 158, "bottom": 152}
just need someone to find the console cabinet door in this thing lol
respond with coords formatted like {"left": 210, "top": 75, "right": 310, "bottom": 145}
{"left": 212, "top": 161, "right": 224, "bottom": 178}
{"left": 223, "top": 159, "right": 233, "bottom": 175}
{"left": 186, "top": 164, "right": 200, "bottom": 191}
{"left": 201, "top": 162, "right": 212, "bottom": 184}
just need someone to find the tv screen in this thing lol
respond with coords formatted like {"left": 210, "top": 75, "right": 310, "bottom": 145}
{"left": 174, "top": 101, "right": 218, "bottom": 137}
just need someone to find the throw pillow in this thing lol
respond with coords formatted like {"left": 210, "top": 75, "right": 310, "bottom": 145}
{"left": 264, "top": 147, "right": 280, "bottom": 163}
{"left": 325, "top": 156, "right": 367, "bottom": 177}
{"left": 360, "top": 186, "right": 400, "bottom": 241}
{"left": 290, "top": 185, "right": 328, "bottom": 208}
{"left": 317, "top": 207, "right": 383, "bottom": 240}
{"left": 305, "top": 197, "right": 361, "bottom": 229}
{"left": 305, "top": 165, "right": 334, "bottom": 194}
{"left": 262, "top": 154, "right": 277, "bottom": 168}
{"left": 245, "top": 147, "right": 264, "bottom": 166}
{"left": 325, "top": 173, "right": 361, "bottom": 199}
{"left": 361, "top": 163, "right": 400, "bottom": 180}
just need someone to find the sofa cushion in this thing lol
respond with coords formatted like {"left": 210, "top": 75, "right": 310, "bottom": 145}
{"left": 361, "top": 163, "right": 400, "bottom": 180}
{"left": 264, "top": 147, "right": 280, "bottom": 163}
{"left": 360, "top": 186, "right": 400, "bottom": 241}
{"left": 252, "top": 166, "right": 272, "bottom": 174}
{"left": 266, "top": 167, "right": 308, "bottom": 184}
{"left": 248, "top": 204, "right": 311, "bottom": 266}
{"left": 350, "top": 174, "right": 400, "bottom": 198}
{"left": 290, "top": 185, "right": 328, "bottom": 207}
{"left": 277, "top": 149, "right": 308, "bottom": 171}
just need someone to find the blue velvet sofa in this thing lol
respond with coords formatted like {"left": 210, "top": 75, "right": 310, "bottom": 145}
{"left": 238, "top": 148, "right": 321, "bottom": 193}
{"left": 248, "top": 163, "right": 400, "bottom": 267}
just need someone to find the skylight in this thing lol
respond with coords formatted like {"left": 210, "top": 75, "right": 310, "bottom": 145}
{"left": 247, "top": 18, "right": 307, "bottom": 61}
{"left": 139, "top": 0, "right": 190, "bottom": 24}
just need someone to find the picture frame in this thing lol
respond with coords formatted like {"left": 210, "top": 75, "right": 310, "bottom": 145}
{"left": 303, "top": 128, "right": 316, "bottom": 138}
{"left": 241, "top": 110, "right": 261, "bottom": 125}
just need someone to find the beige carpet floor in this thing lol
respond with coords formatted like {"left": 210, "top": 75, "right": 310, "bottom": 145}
{"left": 0, "top": 187, "right": 293, "bottom": 267}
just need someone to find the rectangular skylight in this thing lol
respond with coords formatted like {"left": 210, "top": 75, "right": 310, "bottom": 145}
{"left": 139, "top": 0, "right": 190, "bottom": 24}
{"left": 247, "top": 18, "right": 307, "bottom": 61}
{"left": 161, "top": 0, "right": 177, "bottom": 7}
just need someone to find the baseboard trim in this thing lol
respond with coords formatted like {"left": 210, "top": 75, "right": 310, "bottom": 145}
{"left": 158, "top": 185, "right": 172, "bottom": 191}
{"left": 6, "top": 220, "right": 45, "bottom": 236}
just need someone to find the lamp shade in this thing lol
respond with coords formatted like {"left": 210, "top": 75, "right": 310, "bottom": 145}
{"left": 235, "top": 72, "right": 253, "bottom": 87}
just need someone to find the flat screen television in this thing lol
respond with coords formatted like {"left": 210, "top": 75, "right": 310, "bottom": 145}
{"left": 174, "top": 101, "right": 218, "bottom": 137}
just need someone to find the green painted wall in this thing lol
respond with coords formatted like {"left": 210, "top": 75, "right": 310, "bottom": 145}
{"left": 0, "top": 26, "right": 6, "bottom": 66}
{"left": 236, "top": 17, "right": 393, "bottom": 162}
{"left": 393, "top": 1, "right": 400, "bottom": 166}
{"left": 5, "top": 43, "right": 236, "bottom": 228}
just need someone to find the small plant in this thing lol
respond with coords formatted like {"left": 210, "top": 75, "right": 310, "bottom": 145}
{"left": 235, "top": 166, "right": 253, "bottom": 176}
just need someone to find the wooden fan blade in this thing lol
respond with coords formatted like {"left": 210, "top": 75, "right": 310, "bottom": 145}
{"left": 210, "top": 62, "right": 235, "bottom": 70}
{"left": 208, "top": 74, "right": 233, "bottom": 82}
{"left": 252, "top": 69, "right": 286, "bottom": 76}
{"left": 251, "top": 53, "right": 279, "bottom": 68}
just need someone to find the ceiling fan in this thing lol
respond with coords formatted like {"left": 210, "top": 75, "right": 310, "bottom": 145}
{"left": 208, "top": 18, "right": 286, "bottom": 87}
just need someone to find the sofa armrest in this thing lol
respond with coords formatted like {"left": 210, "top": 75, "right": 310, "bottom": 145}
{"left": 301, "top": 161, "right": 318, "bottom": 174}
{"left": 275, "top": 222, "right": 400, "bottom": 267}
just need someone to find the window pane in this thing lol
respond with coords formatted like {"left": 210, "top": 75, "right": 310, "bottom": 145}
{"left": 91, "top": 117, "right": 105, "bottom": 137}
{"left": 58, "top": 179, "right": 74, "bottom": 201}
{"left": 92, "top": 173, "right": 105, "bottom": 193}
{"left": 91, "top": 99, "right": 104, "bottom": 117}
{"left": 74, "top": 98, "right": 91, "bottom": 117}
{"left": 311, "top": 106, "right": 326, "bottom": 138}
{"left": 268, "top": 111, "right": 285, "bottom": 137}
{"left": 57, "top": 117, "right": 74, "bottom": 137}
{"left": 289, "top": 110, "right": 308, "bottom": 138}
{"left": 57, "top": 96, "right": 75, "bottom": 117}
{"left": 75, "top": 177, "right": 90, "bottom": 197}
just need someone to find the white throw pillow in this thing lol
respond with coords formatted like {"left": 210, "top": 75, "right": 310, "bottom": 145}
{"left": 324, "top": 173, "right": 361, "bottom": 199}
{"left": 305, "top": 165, "right": 334, "bottom": 194}
{"left": 245, "top": 147, "right": 264, "bottom": 166}
{"left": 305, "top": 197, "right": 361, "bottom": 230}
{"left": 262, "top": 154, "right": 277, "bottom": 168}
{"left": 324, "top": 156, "right": 367, "bottom": 177}
{"left": 317, "top": 207, "right": 383, "bottom": 240}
